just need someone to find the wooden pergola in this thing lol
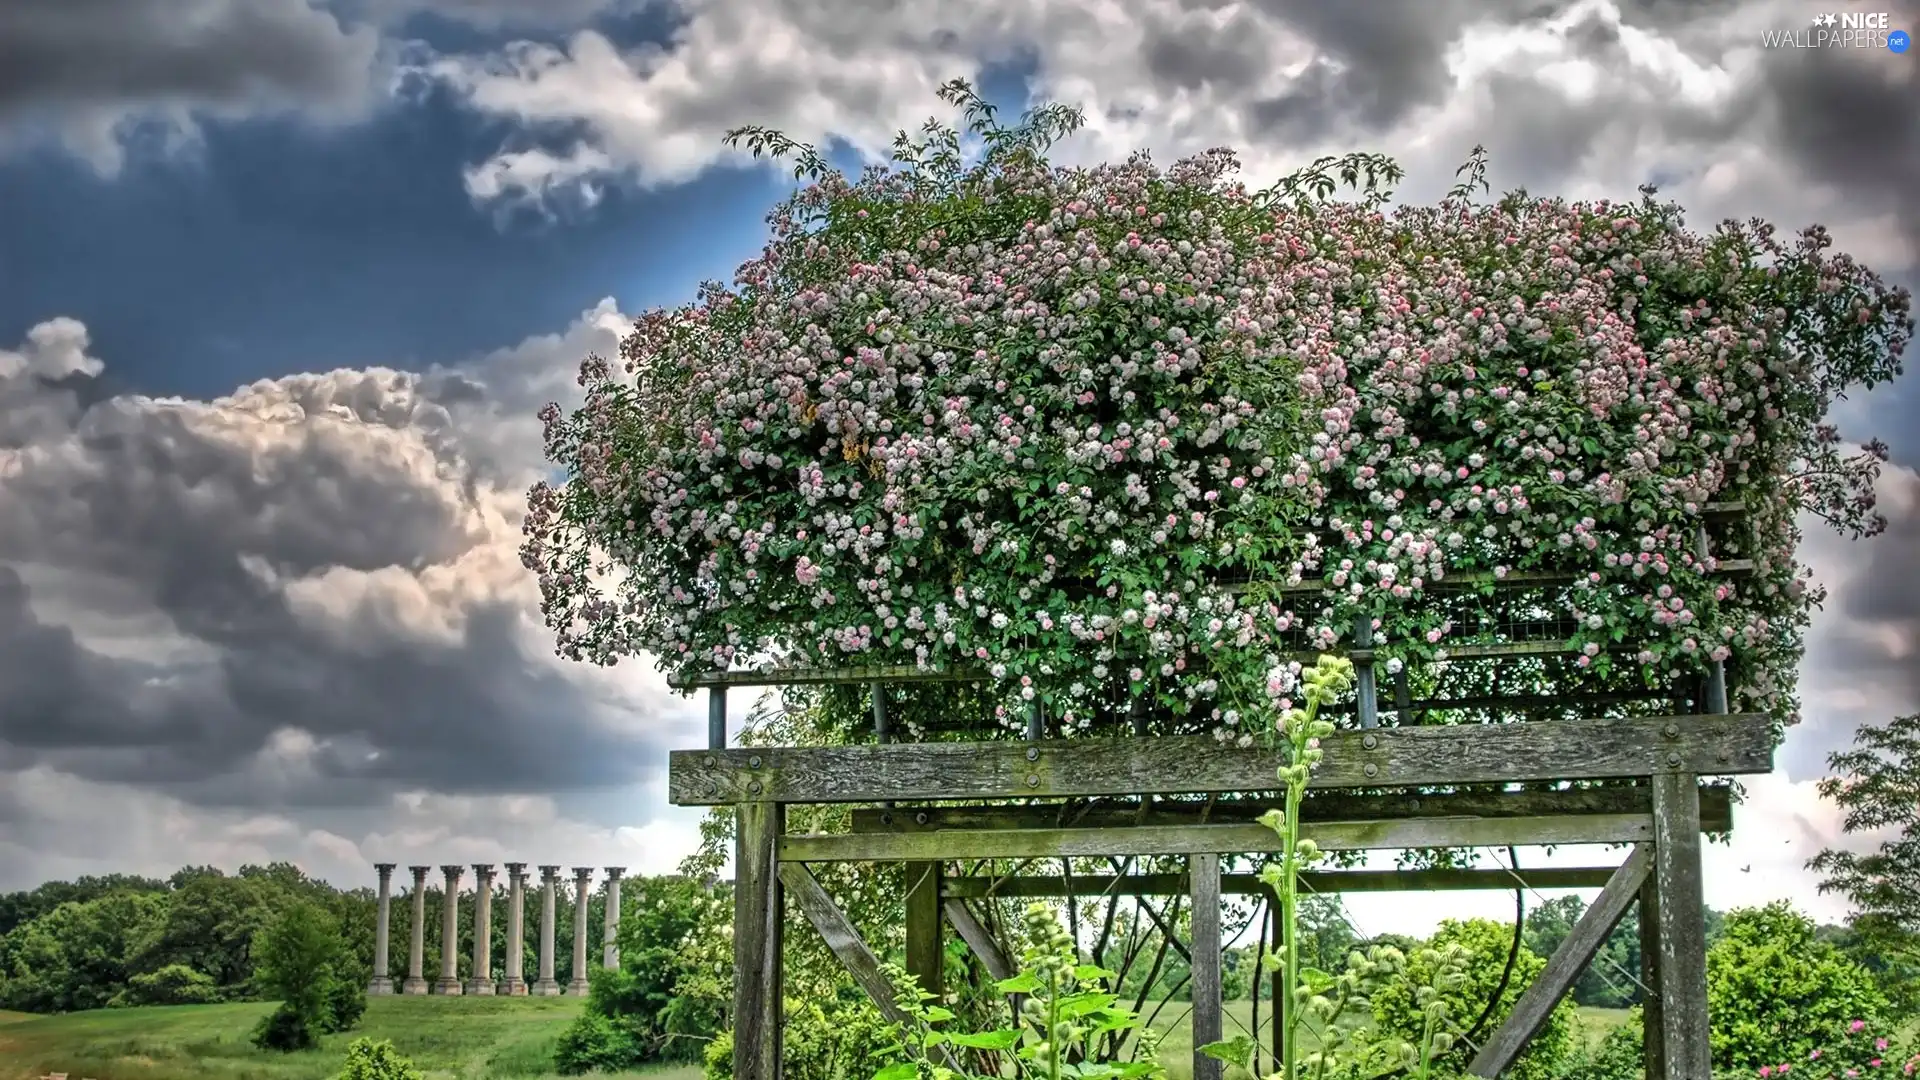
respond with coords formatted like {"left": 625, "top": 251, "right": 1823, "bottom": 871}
{"left": 667, "top": 505, "right": 1764, "bottom": 1079}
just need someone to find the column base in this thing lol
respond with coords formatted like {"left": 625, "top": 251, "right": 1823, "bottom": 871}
{"left": 401, "top": 977, "right": 430, "bottom": 995}
{"left": 566, "top": 979, "right": 590, "bottom": 995}
{"left": 434, "top": 978, "right": 464, "bottom": 995}
{"left": 530, "top": 980, "right": 562, "bottom": 996}
{"left": 367, "top": 977, "right": 394, "bottom": 996}
{"left": 502, "top": 977, "right": 528, "bottom": 996}
{"left": 466, "top": 978, "right": 496, "bottom": 995}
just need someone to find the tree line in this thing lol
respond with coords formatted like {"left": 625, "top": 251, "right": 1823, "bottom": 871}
{"left": 0, "top": 862, "right": 626, "bottom": 1014}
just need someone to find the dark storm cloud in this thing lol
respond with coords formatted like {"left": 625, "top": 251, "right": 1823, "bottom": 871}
{"left": 1754, "top": 37, "right": 1920, "bottom": 267}
{"left": 0, "top": 338, "right": 677, "bottom": 810}
{"left": 1241, "top": 0, "right": 1487, "bottom": 138}
{"left": 0, "top": 0, "right": 378, "bottom": 114}
{"left": 1833, "top": 486, "right": 1920, "bottom": 705}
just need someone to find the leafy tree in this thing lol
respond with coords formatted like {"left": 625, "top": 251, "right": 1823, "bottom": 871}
{"left": 250, "top": 899, "right": 364, "bottom": 1052}
{"left": 553, "top": 874, "right": 730, "bottom": 1073}
{"left": 112, "top": 963, "right": 220, "bottom": 1006}
{"left": 0, "top": 890, "right": 170, "bottom": 1012}
{"left": 1369, "top": 918, "right": 1576, "bottom": 1080}
{"left": 1810, "top": 710, "right": 1920, "bottom": 1012}
{"left": 1704, "top": 900, "right": 1890, "bottom": 1071}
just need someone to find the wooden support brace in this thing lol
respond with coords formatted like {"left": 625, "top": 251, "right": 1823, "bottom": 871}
{"left": 783, "top": 813, "right": 1655, "bottom": 863}
{"left": 943, "top": 867, "right": 1625, "bottom": 898}
{"left": 1651, "top": 774, "right": 1712, "bottom": 1079}
{"left": 942, "top": 898, "right": 1014, "bottom": 982}
{"left": 733, "top": 802, "right": 783, "bottom": 1080}
{"left": 780, "top": 862, "right": 911, "bottom": 1025}
{"left": 852, "top": 786, "right": 1736, "bottom": 835}
{"left": 1468, "top": 844, "right": 1652, "bottom": 1075}
{"left": 1189, "top": 853, "right": 1224, "bottom": 1080}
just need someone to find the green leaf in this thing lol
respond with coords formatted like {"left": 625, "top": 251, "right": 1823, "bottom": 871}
{"left": 949, "top": 1029, "right": 1021, "bottom": 1051}
{"left": 1199, "top": 1035, "right": 1256, "bottom": 1067}
{"left": 873, "top": 1063, "right": 919, "bottom": 1080}
{"left": 1073, "top": 963, "right": 1118, "bottom": 981}
{"left": 921, "top": 1005, "right": 956, "bottom": 1022}
{"left": 995, "top": 972, "right": 1044, "bottom": 994}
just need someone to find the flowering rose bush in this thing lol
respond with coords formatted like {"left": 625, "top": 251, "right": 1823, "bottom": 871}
{"left": 524, "top": 81, "right": 1911, "bottom": 741}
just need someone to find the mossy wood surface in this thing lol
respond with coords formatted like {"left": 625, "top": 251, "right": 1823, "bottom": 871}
{"left": 669, "top": 714, "right": 1773, "bottom": 805}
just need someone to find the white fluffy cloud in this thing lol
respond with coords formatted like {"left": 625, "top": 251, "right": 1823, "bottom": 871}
{"left": 0, "top": 304, "right": 713, "bottom": 893}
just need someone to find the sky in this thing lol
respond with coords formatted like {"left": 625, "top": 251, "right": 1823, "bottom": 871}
{"left": 0, "top": 0, "right": 1915, "bottom": 940}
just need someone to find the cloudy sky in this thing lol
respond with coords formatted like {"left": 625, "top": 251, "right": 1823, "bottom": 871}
{"left": 0, "top": 0, "right": 1914, "bottom": 936}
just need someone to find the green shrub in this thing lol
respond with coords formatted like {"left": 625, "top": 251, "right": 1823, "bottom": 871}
{"left": 1369, "top": 918, "right": 1576, "bottom": 1080}
{"left": 554, "top": 1008, "right": 643, "bottom": 1075}
{"left": 1706, "top": 901, "right": 1891, "bottom": 1071}
{"left": 1554, "top": 1008, "right": 1644, "bottom": 1080}
{"left": 111, "top": 963, "right": 220, "bottom": 1006}
{"left": 331, "top": 1037, "right": 425, "bottom": 1080}
{"left": 704, "top": 994, "right": 890, "bottom": 1080}
{"left": 253, "top": 1001, "right": 320, "bottom": 1052}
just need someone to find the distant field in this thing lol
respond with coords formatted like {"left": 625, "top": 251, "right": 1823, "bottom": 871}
{"left": 0, "top": 996, "right": 703, "bottom": 1080}
{"left": 0, "top": 994, "right": 1634, "bottom": 1080}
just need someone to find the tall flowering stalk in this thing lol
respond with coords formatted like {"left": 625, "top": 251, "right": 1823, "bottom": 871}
{"left": 1202, "top": 654, "right": 1460, "bottom": 1080}
{"left": 1255, "top": 655, "right": 1355, "bottom": 1071}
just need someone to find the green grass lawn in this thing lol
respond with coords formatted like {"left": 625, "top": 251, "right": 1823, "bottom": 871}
{"left": 0, "top": 994, "right": 1636, "bottom": 1080}
{"left": 0, "top": 996, "right": 706, "bottom": 1080}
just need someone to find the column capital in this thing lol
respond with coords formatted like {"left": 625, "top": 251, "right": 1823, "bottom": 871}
{"left": 472, "top": 862, "right": 496, "bottom": 878}
{"left": 571, "top": 866, "right": 595, "bottom": 882}
{"left": 504, "top": 861, "right": 528, "bottom": 875}
{"left": 375, "top": 862, "right": 397, "bottom": 875}
{"left": 604, "top": 866, "right": 626, "bottom": 880}
{"left": 409, "top": 865, "right": 431, "bottom": 878}
{"left": 539, "top": 864, "right": 562, "bottom": 880}
{"left": 441, "top": 864, "right": 466, "bottom": 875}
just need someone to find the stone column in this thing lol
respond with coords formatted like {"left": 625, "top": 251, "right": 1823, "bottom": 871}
{"left": 602, "top": 867, "right": 625, "bottom": 970}
{"left": 502, "top": 863, "right": 528, "bottom": 995}
{"left": 568, "top": 867, "right": 594, "bottom": 995}
{"left": 435, "top": 865, "right": 464, "bottom": 994}
{"left": 467, "top": 864, "right": 496, "bottom": 995}
{"left": 532, "top": 865, "right": 561, "bottom": 995}
{"left": 368, "top": 863, "right": 396, "bottom": 995}
{"left": 402, "top": 866, "right": 430, "bottom": 994}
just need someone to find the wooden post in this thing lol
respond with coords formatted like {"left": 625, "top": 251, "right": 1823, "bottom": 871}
{"left": 734, "top": 801, "right": 783, "bottom": 1080}
{"left": 1640, "top": 879, "right": 1666, "bottom": 1080}
{"left": 1190, "top": 853, "right": 1223, "bottom": 1080}
{"left": 905, "top": 860, "right": 944, "bottom": 1003}
{"left": 1352, "top": 614, "right": 1378, "bottom": 728}
{"left": 1651, "top": 774, "right": 1710, "bottom": 1079}
{"left": 710, "top": 687, "right": 727, "bottom": 750}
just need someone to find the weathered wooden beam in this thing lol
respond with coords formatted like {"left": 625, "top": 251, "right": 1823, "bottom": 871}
{"left": 779, "top": 862, "right": 911, "bottom": 1025}
{"left": 942, "top": 898, "right": 1014, "bottom": 982}
{"left": 1468, "top": 845, "right": 1652, "bottom": 1075}
{"left": 943, "top": 867, "right": 1625, "bottom": 898}
{"left": 670, "top": 664, "right": 987, "bottom": 690}
{"left": 1651, "top": 774, "right": 1712, "bottom": 1078}
{"left": 781, "top": 813, "right": 1654, "bottom": 863}
{"left": 851, "top": 786, "right": 1735, "bottom": 834}
{"left": 1190, "top": 853, "right": 1224, "bottom": 1080}
{"left": 905, "top": 861, "right": 943, "bottom": 1002}
{"left": 670, "top": 715, "right": 1774, "bottom": 805}
{"left": 733, "top": 802, "right": 783, "bottom": 1080}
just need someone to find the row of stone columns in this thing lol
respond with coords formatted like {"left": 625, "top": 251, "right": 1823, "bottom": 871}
{"left": 367, "top": 862, "right": 626, "bottom": 997}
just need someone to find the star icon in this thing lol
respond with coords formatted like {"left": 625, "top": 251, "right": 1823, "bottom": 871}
{"left": 1826, "top": 13, "right": 1839, "bottom": 26}
{"left": 1812, "top": 12, "right": 1826, "bottom": 24}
